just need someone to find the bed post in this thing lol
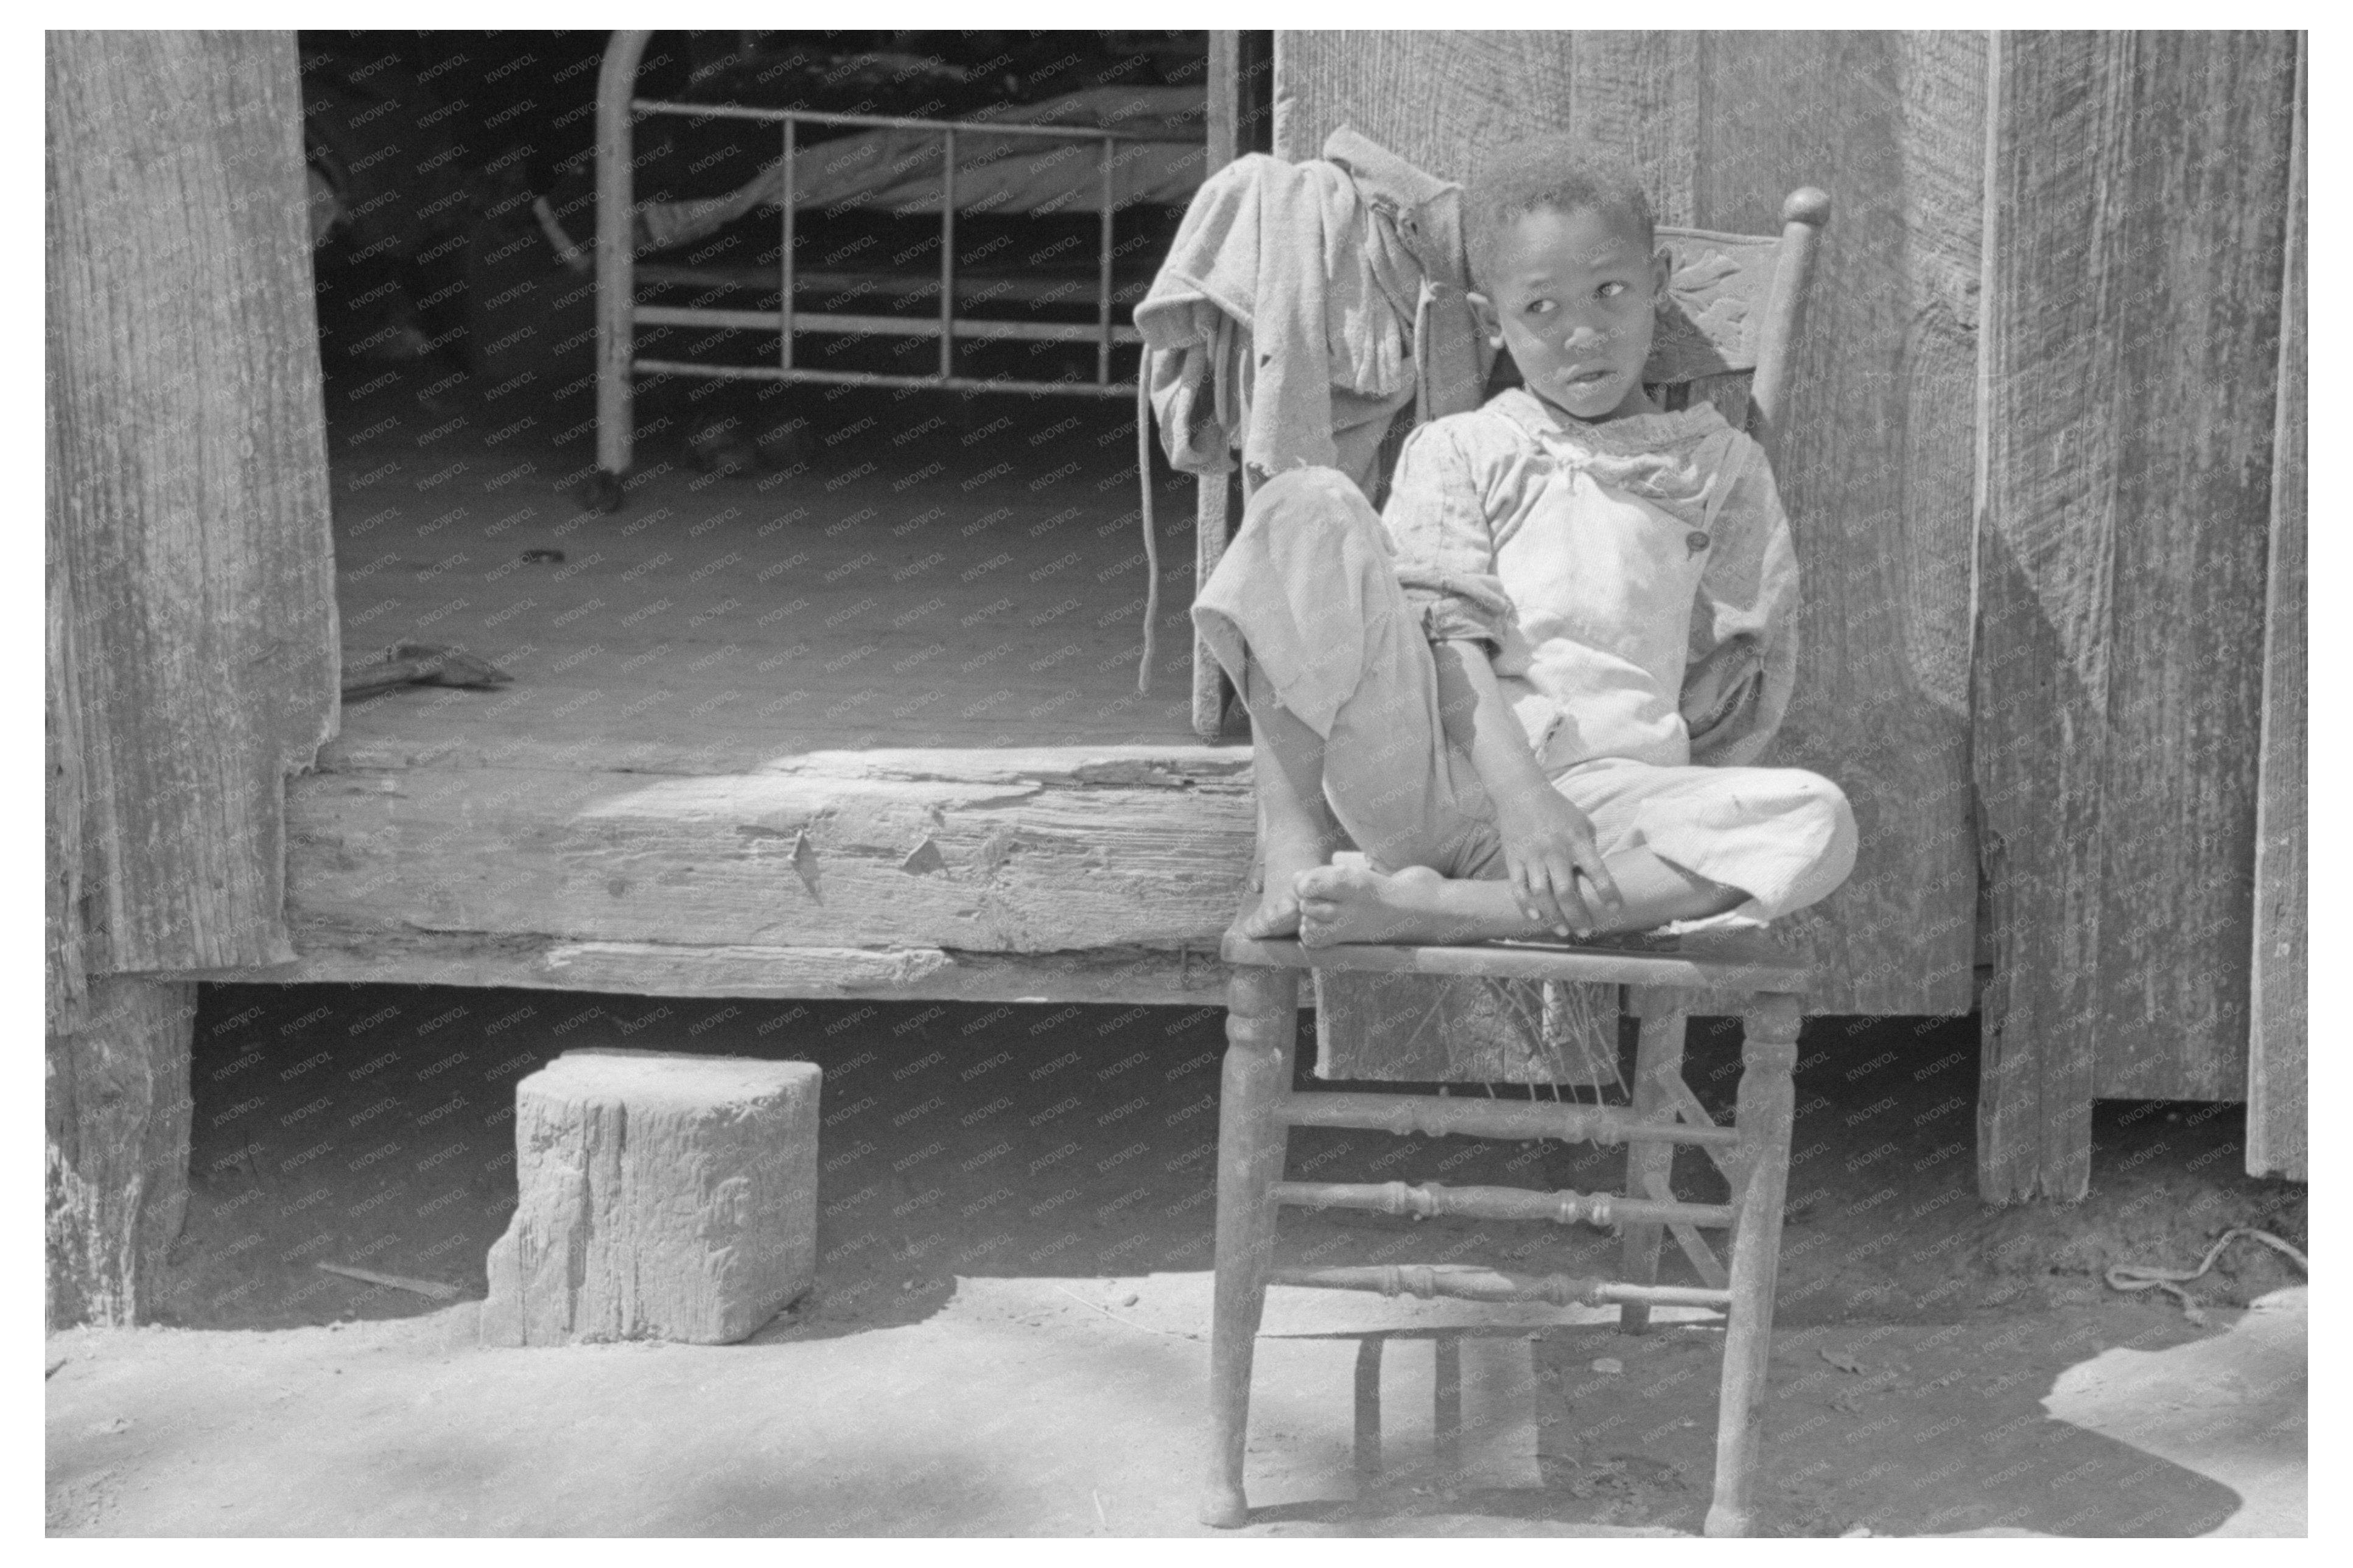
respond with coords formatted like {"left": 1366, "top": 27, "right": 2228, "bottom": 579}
{"left": 592, "top": 30, "right": 655, "bottom": 511}
{"left": 1191, "top": 34, "right": 1251, "bottom": 741}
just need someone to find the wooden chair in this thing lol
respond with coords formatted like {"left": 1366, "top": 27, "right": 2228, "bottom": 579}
{"left": 1199, "top": 188, "right": 1831, "bottom": 1538}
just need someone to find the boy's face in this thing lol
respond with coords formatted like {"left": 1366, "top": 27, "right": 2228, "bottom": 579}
{"left": 1471, "top": 204, "right": 1671, "bottom": 424}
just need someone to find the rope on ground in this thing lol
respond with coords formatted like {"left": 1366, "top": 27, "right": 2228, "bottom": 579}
{"left": 2103, "top": 1226, "right": 2307, "bottom": 1325}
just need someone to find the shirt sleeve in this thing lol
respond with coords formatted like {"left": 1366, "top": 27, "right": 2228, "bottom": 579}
{"left": 1682, "top": 432, "right": 1800, "bottom": 766}
{"left": 1378, "top": 420, "right": 1517, "bottom": 651}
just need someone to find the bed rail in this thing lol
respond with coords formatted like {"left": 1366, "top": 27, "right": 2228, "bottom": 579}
{"left": 594, "top": 30, "right": 1160, "bottom": 494}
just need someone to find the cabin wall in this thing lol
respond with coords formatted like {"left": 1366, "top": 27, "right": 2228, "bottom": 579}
{"left": 46, "top": 29, "right": 339, "bottom": 1323}
{"left": 1973, "top": 31, "right": 2298, "bottom": 1198}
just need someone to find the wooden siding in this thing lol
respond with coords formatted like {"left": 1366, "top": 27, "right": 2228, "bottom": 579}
{"left": 1974, "top": 31, "right": 2298, "bottom": 1198}
{"left": 2248, "top": 35, "right": 2307, "bottom": 1181}
{"left": 46, "top": 30, "right": 340, "bottom": 982}
{"left": 45, "top": 30, "right": 337, "bottom": 1322}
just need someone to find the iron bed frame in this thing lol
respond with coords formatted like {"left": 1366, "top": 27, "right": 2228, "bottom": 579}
{"left": 592, "top": 29, "right": 1174, "bottom": 495}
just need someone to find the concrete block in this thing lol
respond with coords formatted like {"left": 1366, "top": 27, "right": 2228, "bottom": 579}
{"left": 481, "top": 1048, "right": 819, "bottom": 1346}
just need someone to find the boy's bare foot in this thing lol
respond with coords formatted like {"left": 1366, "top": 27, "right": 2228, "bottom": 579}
{"left": 1237, "top": 821, "right": 1336, "bottom": 939}
{"left": 1296, "top": 863, "right": 1470, "bottom": 947}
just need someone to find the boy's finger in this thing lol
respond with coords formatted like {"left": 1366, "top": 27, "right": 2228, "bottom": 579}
{"left": 1515, "top": 859, "right": 1566, "bottom": 933}
{"left": 1577, "top": 850, "right": 1624, "bottom": 912}
{"left": 1508, "top": 860, "right": 1541, "bottom": 923}
{"left": 1559, "top": 829, "right": 1621, "bottom": 910}
{"left": 1540, "top": 861, "right": 1594, "bottom": 936}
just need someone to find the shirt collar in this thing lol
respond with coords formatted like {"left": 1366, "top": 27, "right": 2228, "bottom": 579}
{"left": 1487, "top": 387, "right": 1733, "bottom": 509}
{"left": 1489, "top": 385, "right": 1730, "bottom": 453}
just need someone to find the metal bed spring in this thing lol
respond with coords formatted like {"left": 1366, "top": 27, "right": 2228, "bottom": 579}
{"left": 592, "top": 30, "right": 1168, "bottom": 488}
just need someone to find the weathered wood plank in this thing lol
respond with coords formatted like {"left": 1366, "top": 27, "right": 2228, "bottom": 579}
{"left": 175, "top": 923, "right": 1232, "bottom": 1008}
{"left": 1272, "top": 31, "right": 1577, "bottom": 174}
{"left": 2090, "top": 33, "right": 2296, "bottom": 1101}
{"left": 2248, "top": 35, "right": 2307, "bottom": 1181}
{"left": 1695, "top": 32, "right": 1985, "bottom": 1018}
{"left": 1974, "top": 31, "right": 2119, "bottom": 1203}
{"left": 47, "top": 30, "right": 334, "bottom": 1327}
{"left": 1565, "top": 32, "right": 1704, "bottom": 226}
{"left": 45, "top": 977, "right": 196, "bottom": 1329}
{"left": 45, "top": 30, "right": 338, "bottom": 974}
{"left": 1974, "top": 32, "right": 2297, "bottom": 1199}
{"left": 280, "top": 748, "right": 1255, "bottom": 959}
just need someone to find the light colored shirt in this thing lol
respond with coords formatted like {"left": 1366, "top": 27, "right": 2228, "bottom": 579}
{"left": 1381, "top": 386, "right": 1798, "bottom": 772}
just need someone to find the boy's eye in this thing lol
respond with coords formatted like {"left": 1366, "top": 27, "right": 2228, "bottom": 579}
{"left": 1524, "top": 299, "right": 1555, "bottom": 317}
{"left": 1597, "top": 281, "right": 1628, "bottom": 300}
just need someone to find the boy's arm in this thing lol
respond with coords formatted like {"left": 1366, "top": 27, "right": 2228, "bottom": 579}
{"left": 1431, "top": 637, "right": 1548, "bottom": 802}
{"left": 1432, "top": 637, "right": 1623, "bottom": 933}
{"left": 1381, "top": 423, "right": 1517, "bottom": 651}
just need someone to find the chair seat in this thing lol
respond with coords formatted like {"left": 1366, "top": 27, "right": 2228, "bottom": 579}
{"left": 1221, "top": 927, "right": 1811, "bottom": 993}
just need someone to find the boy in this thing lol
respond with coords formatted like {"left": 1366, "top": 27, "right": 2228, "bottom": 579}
{"left": 1193, "top": 138, "right": 1856, "bottom": 947}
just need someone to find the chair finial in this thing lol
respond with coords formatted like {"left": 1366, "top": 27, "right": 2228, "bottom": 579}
{"left": 1781, "top": 187, "right": 1831, "bottom": 229}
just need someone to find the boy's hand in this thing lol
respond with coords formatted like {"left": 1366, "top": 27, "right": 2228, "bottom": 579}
{"left": 1491, "top": 783, "right": 1624, "bottom": 938}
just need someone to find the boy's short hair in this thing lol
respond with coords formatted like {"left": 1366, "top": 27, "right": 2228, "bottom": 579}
{"left": 1464, "top": 136, "right": 1657, "bottom": 294}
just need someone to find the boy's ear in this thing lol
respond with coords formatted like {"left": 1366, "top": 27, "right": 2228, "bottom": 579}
{"left": 1466, "top": 290, "right": 1503, "bottom": 346}
{"left": 1650, "top": 248, "right": 1674, "bottom": 306}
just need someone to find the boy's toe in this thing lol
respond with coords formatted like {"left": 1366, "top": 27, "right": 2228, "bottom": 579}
{"left": 1295, "top": 865, "right": 1350, "bottom": 897}
{"left": 1238, "top": 896, "right": 1301, "bottom": 939}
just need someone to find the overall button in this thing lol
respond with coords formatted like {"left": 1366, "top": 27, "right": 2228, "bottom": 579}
{"left": 1686, "top": 530, "right": 1711, "bottom": 556}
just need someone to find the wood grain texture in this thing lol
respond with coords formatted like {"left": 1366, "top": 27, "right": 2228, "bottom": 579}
{"left": 2088, "top": 33, "right": 2296, "bottom": 1101}
{"left": 45, "top": 31, "right": 339, "bottom": 976}
{"left": 1694, "top": 32, "right": 1985, "bottom": 1017}
{"left": 2248, "top": 35, "right": 2306, "bottom": 1181}
{"left": 1975, "top": 32, "right": 2297, "bottom": 1198}
{"left": 281, "top": 748, "right": 1254, "bottom": 957}
{"left": 1202, "top": 962, "right": 1299, "bottom": 1528}
{"left": 174, "top": 922, "right": 1233, "bottom": 1007}
{"left": 480, "top": 1050, "right": 819, "bottom": 1345}
{"left": 1272, "top": 32, "right": 1577, "bottom": 173}
{"left": 45, "top": 977, "right": 196, "bottom": 1328}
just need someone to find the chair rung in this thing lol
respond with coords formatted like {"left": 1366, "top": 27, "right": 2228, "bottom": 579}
{"left": 1281, "top": 1091, "right": 1741, "bottom": 1149}
{"left": 1269, "top": 1264, "right": 1731, "bottom": 1310}
{"left": 1274, "top": 1179, "right": 1731, "bottom": 1230}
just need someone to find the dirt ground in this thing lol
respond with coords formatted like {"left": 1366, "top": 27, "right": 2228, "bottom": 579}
{"left": 46, "top": 980, "right": 2307, "bottom": 1536}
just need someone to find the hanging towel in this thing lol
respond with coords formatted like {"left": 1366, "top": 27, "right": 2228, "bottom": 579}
{"left": 1135, "top": 127, "right": 1493, "bottom": 502}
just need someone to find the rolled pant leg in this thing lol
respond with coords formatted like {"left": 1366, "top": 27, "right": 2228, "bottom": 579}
{"left": 1555, "top": 758, "right": 1859, "bottom": 925}
{"left": 1193, "top": 468, "right": 1493, "bottom": 874}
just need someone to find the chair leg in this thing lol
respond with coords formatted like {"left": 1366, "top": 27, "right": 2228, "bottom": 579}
{"left": 1432, "top": 1334, "right": 1463, "bottom": 1488}
{"left": 1352, "top": 1337, "right": 1384, "bottom": 1495}
{"left": 1618, "top": 991, "right": 1689, "bottom": 1334}
{"left": 1201, "top": 961, "right": 1298, "bottom": 1528}
{"left": 1704, "top": 993, "right": 1803, "bottom": 1538}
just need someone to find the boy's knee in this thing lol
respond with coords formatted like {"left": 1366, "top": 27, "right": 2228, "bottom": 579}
{"left": 1784, "top": 769, "right": 1858, "bottom": 881}
{"left": 1247, "top": 466, "right": 1376, "bottom": 530}
{"left": 1257, "top": 465, "right": 1360, "bottom": 505}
